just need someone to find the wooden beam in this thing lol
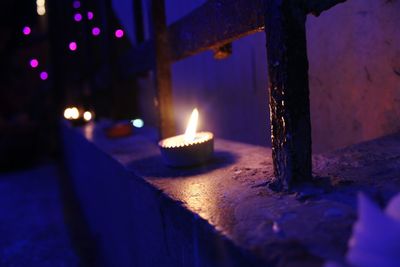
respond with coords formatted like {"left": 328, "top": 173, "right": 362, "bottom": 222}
{"left": 264, "top": 0, "right": 312, "bottom": 191}
{"left": 120, "top": 0, "right": 347, "bottom": 76}
{"left": 168, "top": 0, "right": 265, "bottom": 61}
{"left": 120, "top": 0, "right": 265, "bottom": 74}
{"left": 133, "top": 0, "right": 145, "bottom": 43}
{"left": 151, "top": 0, "right": 176, "bottom": 139}
{"left": 306, "top": 0, "right": 347, "bottom": 16}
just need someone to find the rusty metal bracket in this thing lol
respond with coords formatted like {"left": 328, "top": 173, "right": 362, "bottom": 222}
{"left": 213, "top": 43, "right": 232, "bottom": 60}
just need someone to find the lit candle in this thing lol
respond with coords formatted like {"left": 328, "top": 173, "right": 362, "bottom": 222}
{"left": 159, "top": 108, "right": 214, "bottom": 167}
{"left": 83, "top": 111, "right": 92, "bottom": 122}
{"left": 64, "top": 108, "right": 73, "bottom": 119}
{"left": 64, "top": 107, "right": 93, "bottom": 125}
{"left": 64, "top": 107, "right": 80, "bottom": 120}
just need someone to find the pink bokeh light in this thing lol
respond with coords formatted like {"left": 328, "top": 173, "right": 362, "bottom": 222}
{"left": 73, "top": 1, "right": 80, "bottom": 9}
{"left": 92, "top": 27, "right": 101, "bottom": 36}
{"left": 30, "top": 59, "right": 39, "bottom": 68}
{"left": 115, "top": 29, "right": 124, "bottom": 38}
{"left": 74, "top": 13, "right": 82, "bottom": 22}
{"left": 69, "top": 41, "right": 77, "bottom": 51}
{"left": 87, "top": 11, "right": 94, "bottom": 20}
{"left": 23, "top": 26, "right": 31, "bottom": 35}
{"left": 40, "top": 71, "right": 48, "bottom": 80}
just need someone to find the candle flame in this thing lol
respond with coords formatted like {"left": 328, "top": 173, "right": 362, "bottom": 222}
{"left": 184, "top": 108, "right": 198, "bottom": 142}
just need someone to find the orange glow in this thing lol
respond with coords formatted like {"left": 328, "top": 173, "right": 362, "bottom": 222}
{"left": 184, "top": 108, "right": 198, "bottom": 142}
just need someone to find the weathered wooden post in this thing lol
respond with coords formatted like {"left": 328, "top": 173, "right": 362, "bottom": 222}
{"left": 264, "top": 0, "right": 345, "bottom": 191}
{"left": 264, "top": 0, "right": 312, "bottom": 191}
{"left": 150, "top": 0, "right": 176, "bottom": 139}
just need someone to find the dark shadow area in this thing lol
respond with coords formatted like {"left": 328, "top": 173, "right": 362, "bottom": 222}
{"left": 127, "top": 150, "right": 239, "bottom": 178}
{"left": 0, "top": 0, "right": 59, "bottom": 173}
{"left": 0, "top": 164, "right": 81, "bottom": 266}
{"left": 57, "top": 162, "right": 100, "bottom": 267}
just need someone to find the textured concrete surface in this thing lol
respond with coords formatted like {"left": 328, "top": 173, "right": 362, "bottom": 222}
{"left": 64, "top": 122, "right": 262, "bottom": 267}
{"left": 0, "top": 164, "right": 80, "bottom": 267}
{"left": 63, "top": 122, "right": 400, "bottom": 266}
{"left": 307, "top": 0, "right": 400, "bottom": 153}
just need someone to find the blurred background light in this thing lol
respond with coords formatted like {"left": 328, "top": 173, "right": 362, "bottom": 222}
{"left": 30, "top": 59, "right": 39, "bottom": 68}
{"left": 36, "top": 0, "right": 46, "bottom": 16}
{"left": 131, "top": 119, "right": 144, "bottom": 128}
{"left": 23, "top": 26, "right": 31, "bottom": 35}
{"left": 87, "top": 11, "right": 94, "bottom": 20}
{"left": 37, "top": 6, "right": 46, "bottom": 16}
{"left": 69, "top": 42, "right": 77, "bottom": 51}
{"left": 40, "top": 71, "right": 48, "bottom": 80}
{"left": 83, "top": 111, "right": 92, "bottom": 121}
{"left": 70, "top": 107, "right": 79, "bottom": 119}
{"left": 115, "top": 29, "right": 124, "bottom": 38}
{"left": 92, "top": 27, "right": 100, "bottom": 36}
{"left": 74, "top": 13, "right": 82, "bottom": 22}
{"left": 73, "top": 1, "right": 80, "bottom": 9}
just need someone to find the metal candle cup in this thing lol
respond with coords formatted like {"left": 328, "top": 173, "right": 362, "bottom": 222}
{"left": 158, "top": 109, "right": 214, "bottom": 167}
{"left": 159, "top": 132, "right": 214, "bottom": 167}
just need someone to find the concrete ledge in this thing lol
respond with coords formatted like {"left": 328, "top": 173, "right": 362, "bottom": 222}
{"left": 62, "top": 122, "right": 400, "bottom": 267}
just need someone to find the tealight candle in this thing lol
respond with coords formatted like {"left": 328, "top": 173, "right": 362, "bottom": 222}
{"left": 64, "top": 107, "right": 80, "bottom": 120}
{"left": 63, "top": 107, "right": 93, "bottom": 126}
{"left": 159, "top": 108, "right": 214, "bottom": 167}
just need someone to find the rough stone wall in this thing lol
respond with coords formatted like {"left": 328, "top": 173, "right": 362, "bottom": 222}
{"left": 307, "top": 0, "right": 400, "bottom": 152}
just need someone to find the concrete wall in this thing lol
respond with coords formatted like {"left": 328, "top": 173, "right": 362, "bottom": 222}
{"left": 307, "top": 0, "right": 400, "bottom": 152}
{"left": 114, "top": 0, "right": 400, "bottom": 153}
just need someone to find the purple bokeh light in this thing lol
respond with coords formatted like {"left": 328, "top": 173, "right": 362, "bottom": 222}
{"left": 23, "top": 26, "right": 31, "bottom": 35}
{"left": 74, "top": 13, "right": 82, "bottom": 22}
{"left": 40, "top": 71, "right": 48, "bottom": 80}
{"left": 30, "top": 59, "right": 39, "bottom": 68}
{"left": 69, "top": 41, "right": 77, "bottom": 51}
{"left": 87, "top": 11, "right": 94, "bottom": 20}
{"left": 73, "top": 1, "right": 80, "bottom": 9}
{"left": 115, "top": 29, "right": 124, "bottom": 38}
{"left": 92, "top": 27, "right": 101, "bottom": 36}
